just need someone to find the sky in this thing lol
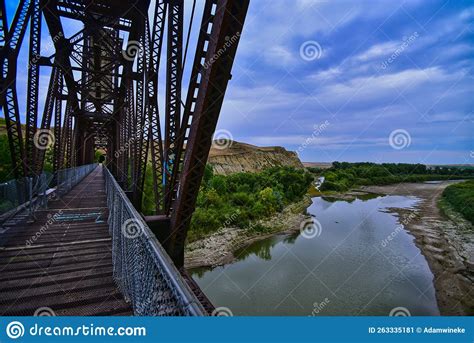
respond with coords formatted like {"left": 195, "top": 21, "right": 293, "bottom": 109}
{"left": 5, "top": 0, "right": 474, "bottom": 164}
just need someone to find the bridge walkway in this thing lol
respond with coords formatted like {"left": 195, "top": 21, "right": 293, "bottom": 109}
{"left": 0, "top": 166, "right": 133, "bottom": 316}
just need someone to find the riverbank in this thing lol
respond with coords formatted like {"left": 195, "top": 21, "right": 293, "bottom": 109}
{"left": 359, "top": 181, "right": 473, "bottom": 315}
{"left": 184, "top": 195, "right": 312, "bottom": 269}
{"left": 185, "top": 179, "right": 473, "bottom": 315}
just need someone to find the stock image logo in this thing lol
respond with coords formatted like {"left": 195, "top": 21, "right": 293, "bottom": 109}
{"left": 122, "top": 40, "right": 143, "bottom": 61}
{"left": 389, "top": 307, "right": 411, "bottom": 317}
{"left": 33, "top": 129, "right": 55, "bottom": 150}
{"left": 211, "top": 307, "right": 233, "bottom": 317}
{"left": 34, "top": 307, "right": 56, "bottom": 316}
{"left": 299, "top": 40, "right": 323, "bottom": 61}
{"left": 299, "top": 217, "right": 322, "bottom": 239}
{"left": 122, "top": 218, "right": 143, "bottom": 239}
{"left": 6, "top": 321, "right": 25, "bottom": 339}
{"left": 212, "top": 129, "right": 233, "bottom": 150}
{"left": 389, "top": 129, "right": 411, "bottom": 150}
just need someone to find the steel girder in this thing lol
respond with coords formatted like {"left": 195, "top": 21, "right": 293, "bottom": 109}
{"left": 166, "top": 0, "right": 216, "bottom": 216}
{"left": 132, "top": 18, "right": 148, "bottom": 211}
{"left": 166, "top": 0, "right": 250, "bottom": 267}
{"left": 163, "top": 0, "right": 183, "bottom": 211}
{"left": 52, "top": 69, "right": 63, "bottom": 175}
{"left": 25, "top": 0, "right": 41, "bottom": 174}
{"left": 61, "top": 101, "right": 73, "bottom": 169}
{"left": 42, "top": 0, "right": 80, "bottom": 122}
{"left": 146, "top": 0, "right": 167, "bottom": 214}
{"left": 34, "top": 66, "right": 60, "bottom": 175}
{"left": 1, "top": 0, "right": 249, "bottom": 271}
{"left": 0, "top": 0, "right": 32, "bottom": 178}
{"left": 0, "top": 1, "right": 7, "bottom": 48}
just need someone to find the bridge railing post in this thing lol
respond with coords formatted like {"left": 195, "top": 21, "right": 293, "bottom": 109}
{"left": 0, "top": 171, "right": 54, "bottom": 225}
{"left": 102, "top": 166, "right": 207, "bottom": 316}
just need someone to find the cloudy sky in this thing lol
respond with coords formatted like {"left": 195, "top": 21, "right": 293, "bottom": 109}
{"left": 218, "top": 0, "right": 474, "bottom": 164}
{"left": 5, "top": 0, "right": 474, "bottom": 164}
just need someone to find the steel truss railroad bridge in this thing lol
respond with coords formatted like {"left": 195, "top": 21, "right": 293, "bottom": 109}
{"left": 0, "top": 0, "right": 249, "bottom": 315}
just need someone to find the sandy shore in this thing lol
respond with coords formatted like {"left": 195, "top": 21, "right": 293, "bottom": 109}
{"left": 185, "top": 180, "right": 473, "bottom": 315}
{"left": 361, "top": 181, "right": 474, "bottom": 315}
{"left": 184, "top": 196, "right": 312, "bottom": 269}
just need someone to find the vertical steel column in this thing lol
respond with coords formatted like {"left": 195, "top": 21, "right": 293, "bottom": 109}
{"left": 147, "top": 0, "right": 166, "bottom": 214}
{"left": 34, "top": 66, "right": 58, "bottom": 175}
{"left": 164, "top": 0, "right": 183, "bottom": 203}
{"left": 25, "top": 0, "right": 41, "bottom": 175}
{"left": 166, "top": 0, "right": 216, "bottom": 214}
{"left": 0, "top": 1, "right": 7, "bottom": 47}
{"left": 52, "top": 70, "right": 63, "bottom": 175}
{"left": 61, "top": 100, "right": 73, "bottom": 169}
{"left": 126, "top": 77, "right": 135, "bottom": 191}
{"left": 133, "top": 19, "right": 148, "bottom": 211}
{"left": 167, "top": 0, "right": 249, "bottom": 267}
{"left": 0, "top": 0, "right": 32, "bottom": 178}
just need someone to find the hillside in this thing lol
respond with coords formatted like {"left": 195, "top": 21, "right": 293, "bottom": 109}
{"left": 208, "top": 140, "right": 304, "bottom": 175}
{"left": 302, "top": 162, "right": 332, "bottom": 169}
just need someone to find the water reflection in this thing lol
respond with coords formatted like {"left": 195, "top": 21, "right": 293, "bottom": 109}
{"left": 190, "top": 194, "right": 439, "bottom": 316}
{"left": 235, "top": 238, "right": 275, "bottom": 261}
{"left": 234, "top": 232, "right": 300, "bottom": 262}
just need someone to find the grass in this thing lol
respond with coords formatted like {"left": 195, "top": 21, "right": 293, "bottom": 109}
{"left": 442, "top": 180, "right": 474, "bottom": 225}
{"left": 309, "top": 162, "right": 474, "bottom": 193}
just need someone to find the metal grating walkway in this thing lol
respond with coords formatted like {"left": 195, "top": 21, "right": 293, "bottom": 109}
{"left": 0, "top": 166, "right": 132, "bottom": 316}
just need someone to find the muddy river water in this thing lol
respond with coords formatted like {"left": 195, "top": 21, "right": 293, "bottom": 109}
{"left": 191, "top": 194, "right": 440, "bottom": 316}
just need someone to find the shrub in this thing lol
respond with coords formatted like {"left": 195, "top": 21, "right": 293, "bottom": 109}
{"left": 442, "top": 180, "right": 474, "bottom": 224}
{"left": 185, "top": 166, "right": 313, "bottom": 242}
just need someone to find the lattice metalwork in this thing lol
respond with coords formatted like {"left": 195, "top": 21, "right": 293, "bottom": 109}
{"left": 0, "top": 0, "right": 31, "bottom": 178}
{"left": 0, "top": 0, "right": 249, "bottom": 293}
{"left": 25, "top": 0, "right": 41, "bottom": 174}
{"left": 104, "top": 167, "right": 206, "bottom": 316}
{"left": 147, "top": 0, "right": 166, "bottom": 214}
{"left": 167, "top": 0, "right": 250, "bottom": 267}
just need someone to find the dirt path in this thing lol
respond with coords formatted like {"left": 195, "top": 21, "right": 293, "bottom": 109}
{"left": 361, "top": 181, "right": 474, "bottom": 315}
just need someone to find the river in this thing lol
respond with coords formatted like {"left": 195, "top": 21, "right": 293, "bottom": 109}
{"left": 190, "top": 194, "right": 440, "bottom": 316}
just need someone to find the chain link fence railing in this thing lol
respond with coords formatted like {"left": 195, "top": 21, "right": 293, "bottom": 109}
{"left": 56, "top": 163, "right": 98, "bottom": 197}
{"left": 0, "top": 172, "right": 51, "bottom": 217}
{"left": 103, "top": 167, "right": 206, "bottom": 316}
{"left": 0, "top": 164, "right": 98, "bottom": 226}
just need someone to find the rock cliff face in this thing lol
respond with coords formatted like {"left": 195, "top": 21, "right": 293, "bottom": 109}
{"left": 208, "top": 140, "right": 304, "bottom": 175}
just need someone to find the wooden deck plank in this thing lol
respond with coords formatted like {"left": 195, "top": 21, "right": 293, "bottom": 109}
{"left": 0, "top": 166, "right": 133, "bottom": 316}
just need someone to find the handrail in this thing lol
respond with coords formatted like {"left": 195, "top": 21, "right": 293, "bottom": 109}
{"left": 56, "top": 163, "right": 98, "bottom": 197}
{"left": 0, "top": 172, "right": 50, "bottom": 217}
{"left": 0, "top": 164, "right": 97, "bottom": 227}
{"left": 103, "top": 166, "right": 206, "bottom": 316}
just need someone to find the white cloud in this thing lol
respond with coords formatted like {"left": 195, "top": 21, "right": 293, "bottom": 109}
{"left": 309, "top": 67, "right": 342, "bottom": 81}
{"left": 264, "top": 45, "right": 297, "bottom": 66}
{"left": 352, "top": 41, "right": 400, "bottom": 62}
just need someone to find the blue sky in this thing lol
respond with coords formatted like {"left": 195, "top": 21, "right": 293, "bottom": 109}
{"left": 5, "top": 0, "right": 474, "bottom": 164}
{"left": 218, "top": 0, "right": 474, "bottom": 164}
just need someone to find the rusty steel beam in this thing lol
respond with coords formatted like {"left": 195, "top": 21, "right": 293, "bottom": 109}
{"left": 41, "top": 0, "right": 80, "bottom": 118}
{"left": 34, "top": 66, "right": 59, "bottom": 175}
{"left": 132, "top": 20, "right": 148, "bottom": 211}
{"left": 25, "top": 0, "right": 41, "bottom": 175}
{"left": 167, "top": 0, "right": 249, "bottom": 267}
{"left": 147, "top": 0, "right": 167, "bottom": 214}
{"left": 0, "top": 1, "right": 7, "bottom": 48}
{"left": 1, "top": 0, "right": 250, "bottom": 280}
{"left": 0, "top": 0, "right": 32, "bottom": 178}
{"left": 52, "top": 69, "right": 63, "bottom": 175}
{"left": 163, "top": 0, "right": 183, "bottom": 207}
{"left": 166, "top": 0, "right": 216, "bottom": 215}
